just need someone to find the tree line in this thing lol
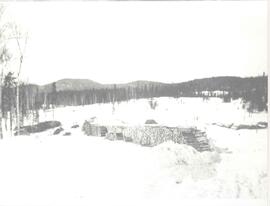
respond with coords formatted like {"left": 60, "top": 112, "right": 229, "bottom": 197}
{"left": 41, "top": 76, "right": 267, "bottom": 112}
{"left": 0, "top": 70, "right": 267, "bottom": 138}
{"left": 3, "top": 74, "right": 266, "bottom": 115}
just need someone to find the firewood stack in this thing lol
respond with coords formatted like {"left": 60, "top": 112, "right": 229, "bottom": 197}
{"left": 82, "top": 120, "right": 212, "bottom": 152}
{"left": 181, "top": 128, "right": 211, "bottom": 152}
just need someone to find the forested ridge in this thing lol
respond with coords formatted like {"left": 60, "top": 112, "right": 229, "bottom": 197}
{"left": 40, "top": 76, "right": 268, "bottom": 108}
{"left": 2, "top": 75, "right": 267, "bottom": 120}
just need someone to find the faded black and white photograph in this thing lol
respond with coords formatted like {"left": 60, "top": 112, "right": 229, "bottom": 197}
{"left": 0, "top": 1, "right": 268, "bottom": 206}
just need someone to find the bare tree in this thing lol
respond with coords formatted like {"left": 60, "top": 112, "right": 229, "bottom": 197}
{"left": 0, "top": 4, "right": 12, "bottom": 139}
{"left": 0, "top": 4, "right": 29, "bottom": 137}
{"left": 12, "top": 25, "right": 28, "bottom": 136}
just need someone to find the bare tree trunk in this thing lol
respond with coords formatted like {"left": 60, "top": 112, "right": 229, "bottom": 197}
{"left": 0, "top": 85, "right": 2, "bottom": 139}
{"left": 14, "top": 33, "right": 27, "bottom": 136}
{"left": 0, "top": 61, "right": 5, "bottom": 139}
{"left": 0, "top": 4, "right": 4, "bottom": 139}
{"left": 16, "top": 83, "right": 19, "bottom": 135}
{"left": 52, "top": 105, "right": 54, "bottom": 120}
{"left": 44, "top": 93, "right": 47, "bottom": 109}
{"left": 9, "top": 110, "right": 12, "bottom": 136}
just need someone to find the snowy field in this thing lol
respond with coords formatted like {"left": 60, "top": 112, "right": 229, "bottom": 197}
{"left": 0, "top": 97, "right": 268, "bottom": 206}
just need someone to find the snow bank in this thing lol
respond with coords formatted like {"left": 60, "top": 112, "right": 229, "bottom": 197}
{"left": 154, "top": 141, "right": 220, "bottom": 182}
{"left": 147, "top": 140, "right": 267, "bottom": 199}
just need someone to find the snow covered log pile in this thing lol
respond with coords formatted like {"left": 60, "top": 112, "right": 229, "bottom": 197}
{"left": 212, "top": 121, "right": 268, "bottom": 130}
{"left": 82, "top": 120, "right": 212, "bottom": 152}
{"left": 82, "top": 122, "right": 108, "bottom": 137}
{"left": 14, "top": 121, "right": 62, "bottom": 135}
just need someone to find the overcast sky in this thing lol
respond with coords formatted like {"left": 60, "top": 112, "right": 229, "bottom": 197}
{"left": 4, "top": 1, "right": 268, "bottom": 85}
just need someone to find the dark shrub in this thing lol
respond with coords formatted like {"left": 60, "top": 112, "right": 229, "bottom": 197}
{"left": 148, "top": 99, "right": 158, "bottom": 110}
{"left": 145, "top": 119, "right": 158, "bottom": 124}
{"left": 222, "top": 95, "right": 231, "bottom": 103}
{"left": 53, "top": 127, "right": 64, "bottom": 135}
{"left": 71, "top": 124, "right": 79, "bottom": 129}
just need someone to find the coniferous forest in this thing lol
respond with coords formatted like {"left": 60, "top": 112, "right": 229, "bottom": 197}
{"left": 1, "top": 74, "right": 267, "bottom": 128}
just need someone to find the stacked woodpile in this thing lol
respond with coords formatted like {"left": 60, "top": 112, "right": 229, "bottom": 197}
{"left": 181, "top": 128, "right": 211, "bottom": 152}
{"left": 122, "top": 126, "right": 184, "bottom": 146}
{"left": 82, "top": 121, "right": 108, "bottom": 137}
{"left": 82, "top": 120, "right": 212, "bottom": 152}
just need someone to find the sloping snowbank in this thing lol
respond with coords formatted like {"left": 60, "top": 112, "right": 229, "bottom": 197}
{"left": 148, "top": 139, "right": 267, "bottom": 199}
{"left": 153, "top": 141, "right": 220, "bottom": 181}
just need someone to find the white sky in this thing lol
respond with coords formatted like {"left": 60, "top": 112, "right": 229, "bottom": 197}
{"left": 4, "top": 1, "right": 268, "bottom": 85}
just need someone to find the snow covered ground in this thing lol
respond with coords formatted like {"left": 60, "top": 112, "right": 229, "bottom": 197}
{"left": 0, "top": 97, "right": 268, "bottom": 206}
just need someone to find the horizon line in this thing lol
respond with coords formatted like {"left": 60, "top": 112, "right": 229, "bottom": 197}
{"left": 27, "top": 74, "right": 267, "bottom": 86}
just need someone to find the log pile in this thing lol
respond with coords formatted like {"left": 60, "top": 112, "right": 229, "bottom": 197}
{"left": 15, "top": 121, "right": 61, "bottom": 135}
{"left": 122, "top": 126, "right": 184, "bottom": 146}
{"left": 181, "top": 128, "right": 210, "bottom": 152}
{"left": 212, "top": 121, "right": 268, "bottom": 130}
{"left": 82, "top": 120, "right": 212, "bottom": 152}
{"left": 82, "top": 121, "right": 107, "bottom": 137}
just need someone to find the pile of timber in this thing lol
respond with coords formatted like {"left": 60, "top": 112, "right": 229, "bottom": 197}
{"left": 181, "top": 129, "right": 210, "bottom": 152}
{"left": 14, "top": 121, "right": 61, "bottom": 135}
{"left": 82, "top": 120, "right": 212, "bottom": 152}
{"left": 212, "top": 121, "right": 268, "bottom": 130}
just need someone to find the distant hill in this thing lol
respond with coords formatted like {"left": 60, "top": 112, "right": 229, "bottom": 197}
{"left": 176, "top": 76, "right": 255, "bottom": 91}
{"left": 40, "top": 79, "right": 166, "bottom": 92}
{"left": 118, "top": 80, "right": 165, "bottom": 88}
{"left": 35, "top": 76, "right": 267, "bottom": 94}
{"left": 37, "top": 76, "right": 267, "bottom": 94}
{"left": 40, "top": 78, "right": 104, "bottom": 92}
